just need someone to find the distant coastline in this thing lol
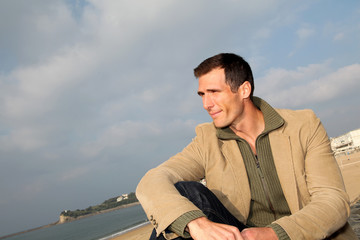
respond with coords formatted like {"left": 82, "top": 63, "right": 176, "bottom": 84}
{"left": 60, "top": 192, "right": 138, "bottom": 221}
{"left": 0, "top": 202, "right": 140, "bottom": 240}
{"left": 59, "top": 202, "right": 140, "bottom": 223}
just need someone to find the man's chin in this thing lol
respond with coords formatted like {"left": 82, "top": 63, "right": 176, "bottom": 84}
{"left": 213, "top": 121, "right": 228, "bottom": 128}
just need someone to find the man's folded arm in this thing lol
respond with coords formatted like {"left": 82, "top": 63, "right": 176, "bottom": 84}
{"left": 168, "top": 210, "right": 206, "bottom": 238}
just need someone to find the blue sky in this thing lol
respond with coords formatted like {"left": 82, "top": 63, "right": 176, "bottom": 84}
{"left": 0, "top": 0, "right": 359, "bottom": 236}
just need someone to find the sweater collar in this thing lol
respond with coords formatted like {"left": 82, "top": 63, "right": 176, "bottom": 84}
{"left": 216, "top": 97, "right": 284, "bottom": 140}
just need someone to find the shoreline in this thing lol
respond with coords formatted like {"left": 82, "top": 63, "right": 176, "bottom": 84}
{"left": 109, "top": 222, "right": 153, "bottom": 240}
{"left": 98, "top": 222, "right": 151, "bottom": 240}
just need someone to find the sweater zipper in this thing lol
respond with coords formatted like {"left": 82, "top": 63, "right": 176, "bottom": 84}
{"left": 254, "top": 155, "right": 277, "bottom": 221}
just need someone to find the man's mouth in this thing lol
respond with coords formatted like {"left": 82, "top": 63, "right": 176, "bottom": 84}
{"left": 209, "top": 110, "right": 222, "bottom": 118}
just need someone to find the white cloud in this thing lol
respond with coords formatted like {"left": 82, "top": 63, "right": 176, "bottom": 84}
{"left": 1, "top": 46, "right": 96, "bottom": 119}
{"left": 257, "top": 62, "right": 360, "bottom": 107}
{"left": 0, "top": 45, "right": 99, "bottom": 151}
{"left": 0, "top": 1, "right": 81, "bottom": 68}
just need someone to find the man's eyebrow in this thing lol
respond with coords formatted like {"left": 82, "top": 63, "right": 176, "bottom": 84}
{"left": 197, "top": 88, "right": 220, "bottom": 96}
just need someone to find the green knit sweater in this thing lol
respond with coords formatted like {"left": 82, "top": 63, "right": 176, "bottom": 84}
{"left": 169, "top": 98, "right": 291, "bottom": 239}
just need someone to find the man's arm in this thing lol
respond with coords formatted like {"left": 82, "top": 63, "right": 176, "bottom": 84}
{"left": 136, "top": 125, "right": 209, "bottom": 237}
{"left": 273, "top": 110, "right": 351, "bottom": 239}
{"left": 187, "top": 217, "right": 278, "bottom": 240}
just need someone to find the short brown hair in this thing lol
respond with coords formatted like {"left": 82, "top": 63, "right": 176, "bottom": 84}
{"left": 194, "top": 53, "right": 254, "bottom": 97}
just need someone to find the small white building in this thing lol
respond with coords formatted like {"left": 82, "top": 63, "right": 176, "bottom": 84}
{"left": 330, "top": 128, "right": 360, "bottom": 155}
{"left": 116, "top": 194, "right": 129, "bottom": 202}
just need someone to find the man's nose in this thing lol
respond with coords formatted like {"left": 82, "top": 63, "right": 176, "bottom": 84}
{"left": 203, "top": 94, "right": 214, "bottom": 110}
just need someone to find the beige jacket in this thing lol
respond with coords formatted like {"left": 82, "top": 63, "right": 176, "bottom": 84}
{"left": 136, "top": 108, "right": 357, "bottom": 239}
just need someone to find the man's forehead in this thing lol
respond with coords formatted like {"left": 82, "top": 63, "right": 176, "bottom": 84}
{"left": 197, "top": 71, "right": 228, "bottom": 93}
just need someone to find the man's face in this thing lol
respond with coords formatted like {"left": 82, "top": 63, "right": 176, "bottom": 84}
{"left": 197, "top": 68, "right": 245, "bottom": 128}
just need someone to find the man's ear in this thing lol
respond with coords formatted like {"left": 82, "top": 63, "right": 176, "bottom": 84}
{"left": 239, "top": 81, "right": 251, "bottom": 99}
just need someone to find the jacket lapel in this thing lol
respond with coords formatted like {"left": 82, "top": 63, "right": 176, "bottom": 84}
{"left": 269, "top": 132, "right": 300, "bottom": 213}
{"left": 220, "top": 140, "right": 252, "bottom": 219}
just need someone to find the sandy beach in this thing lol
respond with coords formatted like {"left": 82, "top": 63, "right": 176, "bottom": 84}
{"left": 112, "top": 151, "right": 360, "bottom": 240}
{"left": 335, "top": 151, "right": 360, "bottom": 204}
{"left": 110, "top": 223, "right": 153, "bottom": 240}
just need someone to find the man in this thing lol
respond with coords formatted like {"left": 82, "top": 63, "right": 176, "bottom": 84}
{"left": 136, "top": 53, "right": 357, "bottom": 239}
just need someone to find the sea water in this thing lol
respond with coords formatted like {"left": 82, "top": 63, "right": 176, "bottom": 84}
{"left": 3, "top": 204, "right": 148, "bottom": 240}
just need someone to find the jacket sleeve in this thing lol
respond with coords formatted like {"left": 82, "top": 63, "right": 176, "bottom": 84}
{"left": 136, "top": 125, "right": 208, "bottom": 237}
{"left": 275, "top": 111, "right": 351, "bottom": 239}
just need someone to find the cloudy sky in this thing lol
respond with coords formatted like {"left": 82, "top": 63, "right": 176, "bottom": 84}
{"left": 0, "top": 0, "right": 359, "bottom": 236}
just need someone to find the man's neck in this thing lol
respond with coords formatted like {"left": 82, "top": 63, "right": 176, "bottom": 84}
{"left": 229, "top": 100, "right": 265, "bottom": 152}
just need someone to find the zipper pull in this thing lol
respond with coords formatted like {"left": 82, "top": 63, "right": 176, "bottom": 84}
{"left": 255, "top": 155, "right": 260, "bottom": 168}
